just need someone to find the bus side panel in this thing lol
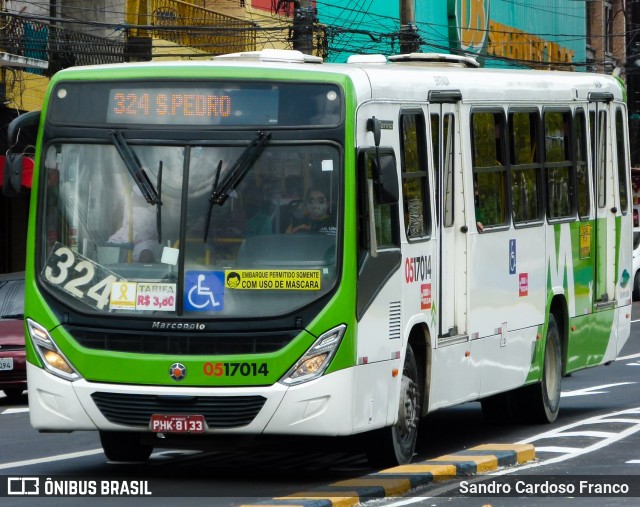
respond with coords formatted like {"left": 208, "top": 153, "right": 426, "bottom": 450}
{"left": 428, "top": 339, "right": 481, "bottom": 410}
{"left": 480, "top": 326, "right": 538, "bottom": 397}
{"left": 353, "top": 276, "right": 405, "bottom": 431}
{"left": 611, "top": 307, "right": 631, "bottom": 359}
{"left": 468, "top": 225, "right": 545, "bottom": 397}
{"left": 565, "top": 310, "right": 615, "bottom": 372}
{"left": 551, "top": 219, "right": 628, "bottom": 372}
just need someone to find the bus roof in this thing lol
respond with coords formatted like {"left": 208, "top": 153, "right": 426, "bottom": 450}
{"left": 51, "top": 50, "right": 625, "bottom": 106}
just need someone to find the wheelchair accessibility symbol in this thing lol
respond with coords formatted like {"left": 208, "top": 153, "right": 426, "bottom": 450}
{"left": 184, "top": 271, "right": 224, "bottom": 311}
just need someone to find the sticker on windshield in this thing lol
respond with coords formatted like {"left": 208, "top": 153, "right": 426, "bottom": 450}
{"left": 110, "top": 282, "right": 176, "bottom": 311}
{"left": 184, "top": 271, "right": 225, "bottom": 311}
{"left": 225, "top": 270, "right": 321, "bottom": 290}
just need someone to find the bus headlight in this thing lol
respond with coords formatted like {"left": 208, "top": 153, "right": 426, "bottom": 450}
{"left": 27, "top": 318, "right": 80, "bottom": 381}
{"left": 280, "top": 324, "right": 346, "bottom": 386}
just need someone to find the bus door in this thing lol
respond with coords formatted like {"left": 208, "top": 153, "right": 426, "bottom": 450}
{"left": 429, "top": 92, "right": 467, "bottom": 339}
{"left": 589, "top": 95, "right": 616, "bottom": 310}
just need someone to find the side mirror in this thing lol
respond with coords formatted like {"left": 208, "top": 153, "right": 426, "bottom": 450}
{"left": 8, "top": 110, "right": 40, "bottom": 147}
{"left": 372, "top": 151, "right": 399, "bottom": 205}
{"left": 3, "top": 110, "right": 40, "bottom": 197}
{"left": 2, "top": 153, "right": 24, "bottom": 197}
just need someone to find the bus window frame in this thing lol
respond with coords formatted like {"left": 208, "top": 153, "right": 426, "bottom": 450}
{"left": 399, "top": 108, "right": 432, "bottom": 243}
{"left": 615, "top": 105, "right": 630, "bottom": 216}
{"left": 470, "top": 107, "right": 511, "bottom": 233}
{"left": 507, "top": 107, "right": 545, "bottom": 229}
{"left": 356, "top": 147, "right": 401, "bottom": 319}
{"left": 542, "top": 107, "right": 577, "bottom": 224}
{"left": 573, "top": 107, "right": 591, "bottom": 222}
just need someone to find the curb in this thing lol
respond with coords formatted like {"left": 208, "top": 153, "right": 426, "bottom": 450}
{"left": 240, "top": 443, "right": 535, "bottom": 507}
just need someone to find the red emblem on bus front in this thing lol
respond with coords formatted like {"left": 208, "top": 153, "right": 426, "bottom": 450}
{"left": 169, "top": 362, "right": 187, "bottom": 381}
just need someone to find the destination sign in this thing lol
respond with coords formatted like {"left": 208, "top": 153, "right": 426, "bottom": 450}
{"left": 106, "top": 87, "right": 279, "bottom": 126}
{"left": 48, "top": 81, "right": 343, "bottom": 128}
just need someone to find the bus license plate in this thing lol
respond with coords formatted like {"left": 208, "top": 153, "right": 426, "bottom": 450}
{"left": 149, "top": 414, "right": 206, "bottom": 433}
{"left": 0, "top": 358, "right": 13, "bottom": 371}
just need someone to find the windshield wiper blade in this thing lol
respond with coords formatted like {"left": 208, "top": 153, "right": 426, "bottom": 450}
{"left": 203, "top": 131, "right": 271, "bottom": 243}
{"left": 209, "top": 131, "right": 271, "bottom": 206}
{"left": 204, "top": 160, "right": 223, "bottom": 243}
{"left": 109, "top": 130, "right": 162, "bottom": 206}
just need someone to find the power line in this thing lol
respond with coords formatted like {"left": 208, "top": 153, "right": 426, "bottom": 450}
{"left": 0, "top": 4, "right": 627, "bottom": 71}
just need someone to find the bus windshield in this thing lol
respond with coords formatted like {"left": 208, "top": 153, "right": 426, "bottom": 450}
{"left": 39, "top": 141, "right": 340, "bottom": 318}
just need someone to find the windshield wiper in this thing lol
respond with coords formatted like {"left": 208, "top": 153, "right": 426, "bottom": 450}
{"left": 109, "top": 131, "right": 162, "bottom": 206}
{"left": 210, "top": 131, "right": 271, "bottom": 206}
{"left": 203, "top": 131, "right": 271, "bottom": 242}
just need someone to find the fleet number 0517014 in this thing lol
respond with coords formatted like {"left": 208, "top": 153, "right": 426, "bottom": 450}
{"left": 203, "top": 362, "right": 269, "bottom": 377}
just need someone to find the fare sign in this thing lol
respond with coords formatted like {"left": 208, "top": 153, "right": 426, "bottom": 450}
{"left": 149, "top": 414, "right": 206, "bottom": 433}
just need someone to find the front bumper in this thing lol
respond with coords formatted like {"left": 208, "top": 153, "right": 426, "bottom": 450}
{"left": 27, "top": 362, "right": 359, "bottom": 436}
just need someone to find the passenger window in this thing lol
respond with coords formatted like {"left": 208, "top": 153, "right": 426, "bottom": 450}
{"left": 575, "top": 109, "right": 590, "bottom": 219}
{"left": 400, "top": 112, "right": 430, "bottom": 239}
{"left": 431, "top": 113, "right": 455, "bottom": 228}
{"left": 472, "top": 111, "right": 507, "bottom": 229}
{"left": 442, "top": 114, "right": 455, "bottom": 227}
{"left": 544, "top": 110, "right": 574, "bottom": 219}
{"left": 616, "top": 107, "right": 629, "bottom": 213}
{"left": 358, "top": 149, "right": 400, "bottom": 253}
{"left": 509, "top": 111, "right": 541, "bottom": 224}
{"left": 430, "top": 114, "right": 440, "bottom": 225}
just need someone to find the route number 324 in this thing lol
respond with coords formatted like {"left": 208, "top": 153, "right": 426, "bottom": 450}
{"left": 44, "top": 244, "right": 117, "bottom": 310}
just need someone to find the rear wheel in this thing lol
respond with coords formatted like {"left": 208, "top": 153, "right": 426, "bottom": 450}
{"left": 366, "top": 344, "right": 421, "bottom": 468}
{"left": 634, "top": 271, "right": 640, "bottom": 301}
{"left": 516, "top": 314, "right": 562, "bottom": 423}
{"left": 99, "top": 431, "right": 153, "bottom": 462}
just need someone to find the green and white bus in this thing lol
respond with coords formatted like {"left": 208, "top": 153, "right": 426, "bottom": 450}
{"left": 9, "top": 49, "right": 632, "bottom": 466}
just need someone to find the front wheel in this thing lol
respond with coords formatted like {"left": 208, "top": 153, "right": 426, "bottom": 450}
{"left": 99, "top": 431, "right": 153, "bottom": 462}
{"left": 366, "top": 344, "right": 421, "bottom": 468}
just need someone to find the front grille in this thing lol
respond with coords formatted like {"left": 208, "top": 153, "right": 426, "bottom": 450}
{"left": 91, "top": 392, "right": 266, "bottom": 429}
{"left": 69, "top": 328, "right": 294, "bottom": 355}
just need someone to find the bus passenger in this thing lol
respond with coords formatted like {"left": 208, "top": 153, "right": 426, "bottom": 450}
{"left": 107, "top": 187, "right": 159, "bottom": 262}
{"left": 287, "top": 187, "right": 336, "bottom": 236}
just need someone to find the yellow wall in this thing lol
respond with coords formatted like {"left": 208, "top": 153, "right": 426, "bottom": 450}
{"left": 5, "top": 70, "right": 49, "bottom": 112}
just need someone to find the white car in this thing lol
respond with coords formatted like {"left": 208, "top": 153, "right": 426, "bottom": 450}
{"left": 634, "top": 228, "right": 640, "bottom": 300}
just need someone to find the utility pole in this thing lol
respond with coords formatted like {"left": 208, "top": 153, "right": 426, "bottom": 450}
{"left": 399, "top": 0, "right": 420, "bottom": 53}
{"left": 291, "top": 0, "right": 317, "bottom": 55}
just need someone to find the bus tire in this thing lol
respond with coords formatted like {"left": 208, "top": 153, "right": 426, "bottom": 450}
{"left": 521, "top": 314, "right": 562, "bottom": 423}
{"left": 99, "top": 431, "right": 153, "bottom": 462}
{"left": 634, "top": 271, "right": 640, "bottom": 301}
{"left": 366, "top": 344, "right": 420, "bottom": 468}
